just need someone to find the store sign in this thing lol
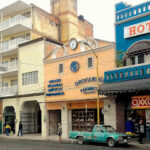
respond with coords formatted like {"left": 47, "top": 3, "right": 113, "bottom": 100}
{"left": 46, "top": 79, "right": 64, "bottom": 96}
{"left": 131, "top": 96, "right": 150, "bottom": 109}
{"left": 124, "top": 20, "right": 150, "bottom": 38}
{"left": 75, "top": 76, "right": 103, "bottom": 94}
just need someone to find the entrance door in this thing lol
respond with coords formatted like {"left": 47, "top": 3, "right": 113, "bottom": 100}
{"left": 49, "top": 110, "right": 61, "bottom": 135}
{"left": 4, "top": 106, "right": 16, "bottom": 134}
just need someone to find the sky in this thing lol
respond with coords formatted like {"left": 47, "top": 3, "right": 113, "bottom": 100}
{"left": 0, "top": 0, "right": 149, "bottom": 42}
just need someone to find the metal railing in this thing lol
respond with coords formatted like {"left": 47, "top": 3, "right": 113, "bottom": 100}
{"left": 0, "top": 15, "right": 32, "bottom": 31}
{"left": 1, "top": 61, "right": 18, "bottom": 73}
{"left": 0, "top": 85, "right": 18, "bottom": 97}
{"left": 104, "top": 63, "right": 150, "bottom": 83}
{"left": 0, "top": 38, "right": 29, "bottom": 53}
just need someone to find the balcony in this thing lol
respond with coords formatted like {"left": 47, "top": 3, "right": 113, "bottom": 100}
{"left": 104, "top": 63, "right": 150, "bottom": 83}
{"left": 0, "top": 15, "right": 32, "bottom": 37}
{"left": 0, "top": 86, "right": 18, "bottom": 97}
{"left": 0, "top": 38, "right": 29, "bottom": 56}
{"left": 0, "top": 61, "right": 18, "bottom": 77}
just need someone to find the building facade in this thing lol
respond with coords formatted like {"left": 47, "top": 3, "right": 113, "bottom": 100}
{"left": 100, "top": 1, "right": 150, "bottom": 135}
{"left": 44, "top": 38, "right": 116, "bottom": 138}
{"left": 0, "top": 1, "right": 59, "bottom": 136}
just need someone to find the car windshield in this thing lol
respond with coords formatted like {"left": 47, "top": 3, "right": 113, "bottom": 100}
{"left": 103, "top": 126, "right": 116, "bottom": 132}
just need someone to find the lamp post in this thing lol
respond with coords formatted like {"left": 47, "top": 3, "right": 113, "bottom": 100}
{"left": 83, "top": 42, "right": 100, "bottom": 125}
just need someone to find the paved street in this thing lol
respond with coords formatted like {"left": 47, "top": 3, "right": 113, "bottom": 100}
{"left": 0, "top": 138, "right": 143, "bottom": 150}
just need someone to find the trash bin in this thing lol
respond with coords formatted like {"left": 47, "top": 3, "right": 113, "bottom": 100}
{"left": 146, "top": 127, "right": 150, "bottom": 139}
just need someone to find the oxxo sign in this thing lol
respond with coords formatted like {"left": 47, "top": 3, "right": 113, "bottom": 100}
{"left": 131, "top": 96, "right": 150, "bottom": 109}
{"left": 124, "top": 20, "right": 150, "bottom": 38}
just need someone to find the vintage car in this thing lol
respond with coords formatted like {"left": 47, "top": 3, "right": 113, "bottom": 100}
{"left": 70, "top": 125, "right": 131, "bottom": 147}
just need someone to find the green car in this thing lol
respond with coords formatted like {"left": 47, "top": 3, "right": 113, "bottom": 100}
{"left": 70, "top": 125, "right": 131, "bottom": 147}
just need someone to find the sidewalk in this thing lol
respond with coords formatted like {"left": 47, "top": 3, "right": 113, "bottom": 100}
{"left": 0, "top": 134, "right": 150, "bottom": 149}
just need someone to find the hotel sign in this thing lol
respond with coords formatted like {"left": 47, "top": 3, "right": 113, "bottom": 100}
{"left": 131, "top": 96, "right": 150, "bottom": 109}
{"left": 124, "top": 20, "right": 150, "bottom": 38}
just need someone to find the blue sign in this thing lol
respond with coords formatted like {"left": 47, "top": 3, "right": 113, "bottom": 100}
{"left": 70, "top": 61, "right": 79, "bottom": 72}
{"left": 75, "top": 77, "right": 103, "bottom": 86}
{"left": 46, "top": 79, "right": 64, "bottom": 96}
{"left": 80, "top": 87, "right": 97, "bottom": 94}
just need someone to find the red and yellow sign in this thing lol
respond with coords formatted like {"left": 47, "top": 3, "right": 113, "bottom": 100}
{"left": 131, "top": 96, "right": 150, "bottom": 109}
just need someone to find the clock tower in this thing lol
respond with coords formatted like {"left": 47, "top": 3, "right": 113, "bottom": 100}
{"left": 51, "top": 0, "right": 79, "bottom": 44}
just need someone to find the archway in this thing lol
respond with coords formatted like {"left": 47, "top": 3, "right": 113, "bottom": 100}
{"left": 3, "top": 106, "right": 16, "bottom": 134}
{"left": 20, "top": 101, "right": 41, "bottom": 135}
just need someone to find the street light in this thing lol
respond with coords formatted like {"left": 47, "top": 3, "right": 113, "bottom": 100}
{"left": 83, "top": 41, "right": 100, "bottom": 125}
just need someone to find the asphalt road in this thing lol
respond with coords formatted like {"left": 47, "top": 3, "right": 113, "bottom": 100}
{"left": 0, "top": 138, "right": 141, "bottom": 150}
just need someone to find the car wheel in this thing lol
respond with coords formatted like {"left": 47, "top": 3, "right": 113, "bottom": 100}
{"left": 77, "top": 136, "right": 84, "bottom": 145}
{"left": 107, "top": 138, "right": 115, "bottom": 147}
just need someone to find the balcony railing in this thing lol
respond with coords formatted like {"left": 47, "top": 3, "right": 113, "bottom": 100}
{"left": 0, "top": 38, "right": 29, "bottom": 53}
{"left": 104, "top": 63, "right": 150, "bottom": 83}
{"left": 0, "top": 15, "right": 32, "bottom": 31}
{"left": 0, "top": 85, "right": 18, "bottom": 97}
{"left": 2, "top": 61, "right": 18, "bottom": 73}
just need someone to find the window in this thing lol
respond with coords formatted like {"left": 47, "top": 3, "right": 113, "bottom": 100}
{"left": 73, "top": 0, "right": 77, "bottom": 10}
{"left": 22, "top": 71, "right": 38, "bottom": 85}
{"left": 133, "top": 10, "right": 137, "bottom": 15}
{"left": 131, "top": 57, "right": 135, "bottom": 65}
{"left": 115, "top": 73, "right": 118, "bottom": 78}
{"left": 125, "top": 71, "right": 128, "bottom": 77}
{"left": 138, "top": 8, "right": 141, "bottom": 13}
{"left": 140, "top": 69, "right": 144, "bottom": 75}
{"left": 111, "top": 74, "right": 113, "bottom": 79}
{"left": 120, "top": 72, "right": 123, "bottom": 78}
{"left": 130, "top": 71, "right": 133, "bottom": 76}
{"left": 121, "top": 14, "right": 123, "bottom": 19}
{"left": 11, "top": 80, "right": 18, "bottom": 86}
{"left": 95, "top": 127, "right": 103, "bottom": 132}
{"left": 148, "top": 5, "right": 150, "bottom": 10}
{"left": 143, "top": 6, "right": 146, "bottom": 11}
{"left": 129, "top": 11, "right": 132, "bottom": 16}
{"left": 125, "top": 13, "right": 127, "bottom": 18}
{"left": 106, "top": 75, "right": 109, "bottom": 80}
{"left": 135, "top": 70, "right": 138, "bottom": 76}
{"left": 138, "top": 54, "right": 144, "bottom": 64}
{"left": 88, "top": 57, "right": 93, "bottom": 68}
{"left": 146, "top": 68, "right": 150, "bottom": 74}
{"left": 59, "top": 64, "right": 63, "bottom": 73}
{"left": 117, "top": 15, "right": 119, "bottom": 20}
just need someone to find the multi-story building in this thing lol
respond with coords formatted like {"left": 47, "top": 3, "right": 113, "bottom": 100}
{"left": 100, "top": 1, "right": 150, "bottom": 136}
{"left": 0, "top": 0, "right": 60, "bottom": 136}
{"left": 44, "top": 0, "right": 116, "bottom": 138}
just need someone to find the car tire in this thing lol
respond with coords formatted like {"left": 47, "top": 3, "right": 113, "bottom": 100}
{"left": 107, "top": 138, "right": 115, "bottom": 147}
{"left": 77, "top": 136, "right": 84, "bottom": 145}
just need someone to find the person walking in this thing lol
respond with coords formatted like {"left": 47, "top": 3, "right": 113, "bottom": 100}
{"left": 138, "top": 119, "right": 145, "bottom": 144}
{"left": 57, "top": 123, "right": 62, "bottom": 142}
{"left": 18, "top": 122, "right": 23, "bottom": 136}
{"left": 5, "top": 123, "right": 11, "bottom": 136}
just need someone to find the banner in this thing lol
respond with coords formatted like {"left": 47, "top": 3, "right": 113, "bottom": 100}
{"left": 131, "top": 96, "right": 150, "bottom": 109}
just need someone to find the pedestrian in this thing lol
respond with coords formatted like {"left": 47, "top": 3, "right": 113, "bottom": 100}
{"left": 17, "top": 122, "right": 23, "bottom": 136}
{"left": 5, "top": 123, "right": 11, "bottom": 136}
{"left": 57, "top": 123, "right": 62, "bottom": 142}
{"left": 138, "top": 119, "right": 145, "bottom": 144}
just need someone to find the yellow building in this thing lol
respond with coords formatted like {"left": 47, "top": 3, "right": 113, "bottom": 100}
{"left": 44, "top": 38, "right": 116, "bottom": 138}
{"left": 0, "top": 1, "right": 59, "bottom": 136}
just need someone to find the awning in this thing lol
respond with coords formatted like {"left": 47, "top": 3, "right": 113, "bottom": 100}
{"left": 99, "top": 78, "right": 150, "bottom": 95}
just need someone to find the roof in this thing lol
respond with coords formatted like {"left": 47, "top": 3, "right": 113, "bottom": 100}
{"left": 126, "top": 40, "right": 150, "bottom": 56}
{"left": 99, "top": 78, "right": 150, "bottom": 95}
{"left": 0, "top": 1, "right": 31, "bottom": 17}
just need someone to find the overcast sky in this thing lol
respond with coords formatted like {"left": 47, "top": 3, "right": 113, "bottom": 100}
{"left": 0, "top": 0, "right": 149, "bottom": 42}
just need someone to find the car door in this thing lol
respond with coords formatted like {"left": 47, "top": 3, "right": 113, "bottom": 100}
{"left": 92, "top": 126, "right": 106, "bottom": 143}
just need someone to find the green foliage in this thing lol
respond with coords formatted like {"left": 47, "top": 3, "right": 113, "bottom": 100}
{"left": 116, "top": 50, "right": 124, "bottom": 67}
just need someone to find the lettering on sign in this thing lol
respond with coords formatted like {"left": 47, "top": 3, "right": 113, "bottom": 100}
{"left": 131, "top": 96, "right": 150, "bottom": 108}
{"left": 124, "top": 20, "right": 150, "bottom": 38}
{"left": 46, "top": 79, "right": 64, "bottom": 96}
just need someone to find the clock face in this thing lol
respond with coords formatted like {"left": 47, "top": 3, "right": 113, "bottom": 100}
{"left": 70, "top": 61, "right": 79, "bottom": 72}
{"left": 69, "top": 38, "right": 78, "bottom": 50}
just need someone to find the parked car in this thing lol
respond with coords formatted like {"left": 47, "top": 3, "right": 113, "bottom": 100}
{"left": 70, "top": 125, "right": 131, "bottom": 147}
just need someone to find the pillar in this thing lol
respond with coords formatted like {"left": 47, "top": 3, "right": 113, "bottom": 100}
{"left": 61, "top": 103, "right": 69, "bottom": 138}
{"left": 104, "top": 97, "right": 117, "bottom": 129}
